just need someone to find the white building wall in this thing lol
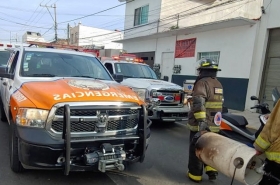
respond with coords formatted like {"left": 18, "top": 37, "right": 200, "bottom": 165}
{"left": 122, "top": 0, "right": 262, "bottom": 39}
{"left": 123, "top": 0, "right": 162, "bottom": 39}
{"left": 123, "top": 39, "right": 157, "bottom": 53}
{"left": 22, "top": 32, "right": 46, "bottom": 43}
{"left": 154, "top": 36, "right": 176, "bottom": 67}
{"left": 246, "top": 0, "right": 280, "bottom": 111}
{"left": 70, "top": 24, "right": 123, "bottom": 49}
{"left": 153, "top": 24, "right": 258, "bottom": 79}
{"left": 158, "top": 0, "right": 262, "bottom": 32}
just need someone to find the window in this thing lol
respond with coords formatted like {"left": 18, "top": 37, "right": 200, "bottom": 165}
{"left": 198, "top": 52, "right": 220, "bottom": 64}
{"left": 71, "top": 34, "right": 74, "bottom": 44}
{"left": 74, "top": 32, "right": 78, "bottom": 43}
{"left": 20, "top": 51, "right": 112, "bottom": 81}
{"left": 0, "top": 50, "right": 11, "bottom": 67}
{"left": 104, "top": 63, "right": 114, "bottom": 74}
{"left": 114, "top": 63, "right": 157, "bottom": 79}
{"left": 9, "top": 51, "right": 19, "bottom": 74}
{"left": 134, "top": 5, "right": 149, "bottom": 26}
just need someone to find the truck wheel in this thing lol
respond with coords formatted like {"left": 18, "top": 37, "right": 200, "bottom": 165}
{"left": 0, "top": 101, "right": 7, "bottom": 122}
{"left": 9, "top": 124, "right": 24, "bottom": 173}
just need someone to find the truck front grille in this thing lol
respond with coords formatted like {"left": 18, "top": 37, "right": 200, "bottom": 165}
{"left": 48, "top": 103, "right": 140, "bottom": 135}
{"left": 55, "top": 108, "right": 138, "bottom": 116}
{"left": 51, "top": 119, "right": 138, "bottom": 133}
{"left": 156, "top": 90, "right": 184, "bottom": 106}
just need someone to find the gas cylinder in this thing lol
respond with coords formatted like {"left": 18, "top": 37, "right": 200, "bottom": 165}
{"left": 195, "top": 132, "right": 265, "bottom": 185}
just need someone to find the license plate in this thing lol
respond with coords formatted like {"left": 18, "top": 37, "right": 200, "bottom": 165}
{"left": 175, "top": 118, "right": 182, "bottom": 121}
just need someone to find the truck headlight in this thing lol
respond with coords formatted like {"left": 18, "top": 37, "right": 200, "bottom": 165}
{"left": 16, "top": 108, "right": 49, "bottom": 128}
{"left": 132, "top": 88, "right": 147, "bottom": 102}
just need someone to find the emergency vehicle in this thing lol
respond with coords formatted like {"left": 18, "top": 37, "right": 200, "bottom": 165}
{"left": 101, "top": 55, "right": 189, "bottom": 122}
{"left": 0, "top": 46, "right": 151, "bottom": 174}
{"left": 26, "top": 41, "right": 99, "bottom": 56}
{"left": 0, "top": 43, "right": 14, "bottom": 68}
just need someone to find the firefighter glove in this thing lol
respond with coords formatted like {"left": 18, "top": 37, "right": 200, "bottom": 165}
{"left": 198, "top": 121, "right": 210, "bottom": 132}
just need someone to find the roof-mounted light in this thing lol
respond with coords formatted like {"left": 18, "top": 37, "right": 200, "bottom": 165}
{"left": 112, "top": 56, "right": 120, "bottom": 60}
{"left": 134, "top": 58, "right": 143, "bottom": 63}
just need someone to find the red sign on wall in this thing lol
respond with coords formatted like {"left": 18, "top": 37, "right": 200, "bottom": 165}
{"left": 175, "top": 38, "right": 196, "bottom": 58}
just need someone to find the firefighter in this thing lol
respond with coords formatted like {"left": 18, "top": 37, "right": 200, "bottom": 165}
{"left": 254, "top": 100, "right": 280, "bottom": 185}
{"left": 187, "top": 58, "right": 223, "bottom": 183}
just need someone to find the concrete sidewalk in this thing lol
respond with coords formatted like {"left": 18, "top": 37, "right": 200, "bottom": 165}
{"left": 229, "top": 109, "right": 261, "bottom": 130}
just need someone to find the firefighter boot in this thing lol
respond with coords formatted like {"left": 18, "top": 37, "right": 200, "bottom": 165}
{"left": 187, "top": 171, "right": 202, "bottom": 183}
{"left": 205, "top": 166, "right": 218, "bottom": 181}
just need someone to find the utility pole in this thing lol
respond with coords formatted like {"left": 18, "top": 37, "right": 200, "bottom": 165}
{"left": 40, "top": 3, "right": 58, "bottom": 42}
{"left": 67, "top": 23, "right": 70, "bottom": 45}
{"left": 54, "top": 3, "right": 57, "bottom": 42}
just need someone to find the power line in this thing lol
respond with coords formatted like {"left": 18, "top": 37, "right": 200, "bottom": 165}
{"left": 78, "top": 0, "right": 232, "bottom": 41}
{"left": 71, "top": 0, "right": 193, "bottom": 32}
{"left": 92, "top": 0, "right": 194, "bottom": 30}
{"left": 17, "top": 0, "right": 47, "bottom": 33}
{"left": 80, "top": 0, "right": 252, "bottom": 43}
{"left": 265, "top": 0, "right": 273, "bottom": 10}
{"left": 40, "top": 2, "right": 58, "bottom": 41}
{"left": 57, "top": 0, "right": 134, "bottom": 24}
{"left": 0, "top": 16, "right": 65, "bottom": 30}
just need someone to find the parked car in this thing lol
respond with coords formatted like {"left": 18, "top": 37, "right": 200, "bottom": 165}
{"left": 0, "top": 46, "right": 151, "bottom": 175}
{"left": 102, "top": 56, "right": 189, "bottom": 123}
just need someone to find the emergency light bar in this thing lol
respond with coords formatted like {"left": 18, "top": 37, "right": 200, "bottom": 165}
{"left": 112, "top": 56, "right": 144, "bottom": 63}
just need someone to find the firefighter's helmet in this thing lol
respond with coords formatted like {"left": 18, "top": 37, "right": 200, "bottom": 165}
{"left": 196, "top": 58, "right": 221, "bottom": 71}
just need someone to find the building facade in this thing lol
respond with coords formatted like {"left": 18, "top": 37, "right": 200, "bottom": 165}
{"left": 22, "top": 31, "right": 46, "bottom": 43}
{"left": 115, "top": 0, "right": 263, "bottom": 111}
{"left": 246, "top": 0, "right": 280, "bottom": 110}
{"left": 69, "top": 23, "right": 123, "bottom": 50}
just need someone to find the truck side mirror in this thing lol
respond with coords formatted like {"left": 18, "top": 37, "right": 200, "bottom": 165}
{"left": 0, "top": 66, "right": 6, "bottom": 74}
{"left": 0, "top": 68, "right": 14, "bottom": 79}
{"left": 112, "top": 73, "right": 123, "bottom": 83}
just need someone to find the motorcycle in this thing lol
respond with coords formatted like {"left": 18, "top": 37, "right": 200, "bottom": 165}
{"left": 220, "top": 87, "right": 280, "bottom": 148}
{"left": 219, "top": 96, "right": 271, "bottom": 148}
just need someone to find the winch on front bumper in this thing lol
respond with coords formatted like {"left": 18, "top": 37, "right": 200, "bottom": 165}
{"left": 62, "top": 104, "right": 150, "bottom": 175}
{"left": 16, "top": 104, "right": 151, "bottom": 175}
{"left": 84, "top": 143, "right": 126, "bottom": 172}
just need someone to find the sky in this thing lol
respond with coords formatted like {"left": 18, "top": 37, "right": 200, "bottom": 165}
{"left": 0, "top": 0, "right": 126, "bottom": 43}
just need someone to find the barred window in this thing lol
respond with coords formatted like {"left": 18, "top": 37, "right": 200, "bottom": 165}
{"left": 198, "top": 52, "right": 220, "bottom": 64}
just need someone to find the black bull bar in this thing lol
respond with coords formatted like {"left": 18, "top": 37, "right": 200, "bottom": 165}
{"left": 62, "top": 104, "right": 148, "bottom": 175}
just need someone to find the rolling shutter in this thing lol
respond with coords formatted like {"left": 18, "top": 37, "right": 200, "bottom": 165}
{"left": 262, "top": 28, "right": 280, "bottom": 109}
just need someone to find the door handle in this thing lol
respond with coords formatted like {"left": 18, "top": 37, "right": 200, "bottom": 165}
{"left": 3, "top": 82, "right": 7, "bottom": 86}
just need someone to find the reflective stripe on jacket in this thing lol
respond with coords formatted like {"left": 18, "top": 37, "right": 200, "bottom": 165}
{"left": 254, "top": 100, "right": 280, "bottom": 164}
{"left": 188, "top": 77, "right": 223, "bottom": 132}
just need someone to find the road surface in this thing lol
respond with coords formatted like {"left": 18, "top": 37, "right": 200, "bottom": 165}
{"left": 0, "top": 121, "right": 244, "bottom": 185}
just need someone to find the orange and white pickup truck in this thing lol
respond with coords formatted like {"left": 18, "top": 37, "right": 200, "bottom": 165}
{"left": 0, "top": 46, "right": 151, "bottom": 175}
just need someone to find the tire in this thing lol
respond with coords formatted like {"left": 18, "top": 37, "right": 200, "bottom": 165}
{"left": 0, "top": 100, "right": 7, "bottom": 122}
{"left": 9, "top": 124, "right": 24, "bottom": 173}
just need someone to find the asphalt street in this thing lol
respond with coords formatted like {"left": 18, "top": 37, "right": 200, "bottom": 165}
{"left": 0, "top": 121, "right": 244, "bottom": 185}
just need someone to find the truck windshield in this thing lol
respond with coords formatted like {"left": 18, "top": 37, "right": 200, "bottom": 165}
{"left": 114, "top": 63, "right": 158, "bottom": 79}
{"left": 20, "top": 51, "right": 112, "bottom": 80}
{"left": 0, "top": 50, "right": 11, "bottom": 67}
